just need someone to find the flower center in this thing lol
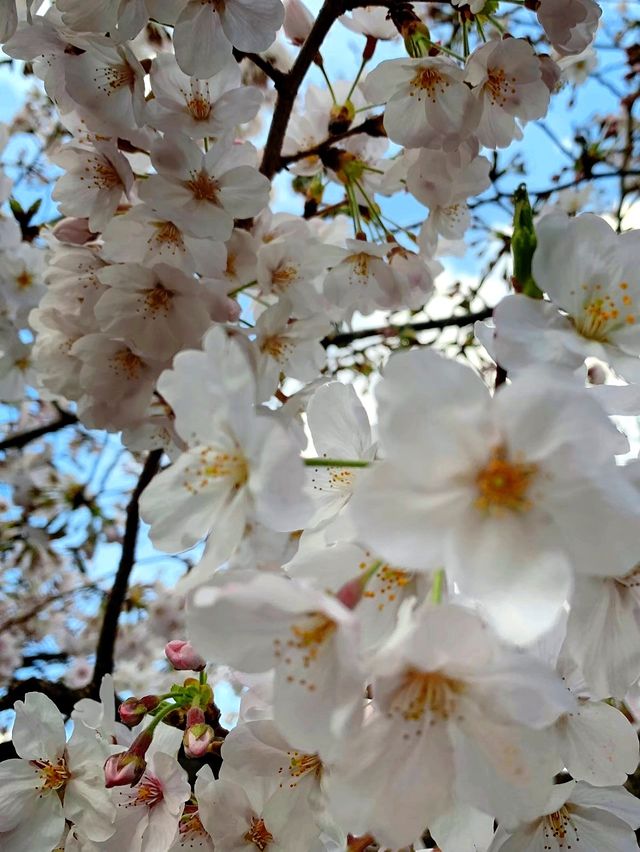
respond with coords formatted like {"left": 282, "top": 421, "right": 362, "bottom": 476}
{"left": 289, "top": 613, "right": 335, "bottom": 658}
{"left": 571, "top": 282, "right": 636, "bottom": 341}
{"left": 485, "top": 67, "right": 517, "bottom": 106}
{"left": 100, "top": 62, "right": 136, "bottom": 91}
{"left": 475, "top": 446, "right": 537, "bottom": 514}
{"left": 204, "top": 452, "right": 248, "bottom": 487}
{"left": 110, "top": 348, "right": 145, "bottom": 380}
{"left": 411, "top": 67, "right": 449, "bottom": 101}
{"left": 135, "top": 773, "right": 164, "bottom": 808}
{"left": 152, "top": 220, "right": 185, "bottom": 250}
{"left": 391, "top": 669, "right": 465, "bottom": 722}
{"left": 187, "top": 94, "right": 212, "bottom": 122}
{"left": 260, "top": 335, "right": 292, "bottom": 361}
{"left": 31, "top": 758, "right": 71, "bottom": 792}
{"left": 286, "top": 751, "right": 323, "bottom": 781}
{"left": 271, "top": 263, "right": 299, "bottom": 292}
{"left": 362, "top": 561, "right": 412, "bottom": 610}
{"left": 244, "top": 817, "right": 273, "bottom": 850}
{"left": 543, "top": 806, "right": 580, "bottom": 847}
{"left": 15, "top": 270, "right": 34, "bottom": 289}
{"left": 186, "top": 170, "right": 220, "bottom": 202}
{"left": 144, "top": 283, "right": 174, "bottom": 316}
{"left": 85, "top": 157, "right": 122, "bottom": 190}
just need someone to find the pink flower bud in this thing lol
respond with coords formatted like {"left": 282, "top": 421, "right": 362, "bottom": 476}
{"left": 104, "top": 751, "right": 147, "bottom": 788}
{"left": 283, "top": 0, "right": 314, "bottom": 46}
{"left": 336, "top": 575, "right": 366, "bottom": 610}
{"left": 118, "top": 698, "right": 148, "bottom": 728}
{"left": 52, "top": 217, "right": 97, "bottom": 245}
{"left": 186, "top": 706, "right": 206, "bottom": 727}
{"left": 183, "top": 722, "right": 216, "bottom": 759}
{"left": 165, "top": 640, "right": 206, "bottom": 671}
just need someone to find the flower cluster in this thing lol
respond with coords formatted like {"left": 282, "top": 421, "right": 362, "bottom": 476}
{"left": 3, "top": 0, "right": 640, "bottom": 851}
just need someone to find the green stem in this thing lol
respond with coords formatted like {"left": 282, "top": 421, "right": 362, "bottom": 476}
{"left": 462, "top": 18, "right": 470, "bottom": 58}
{"left": 347, "top": 55, "right": 369, "bottom": 101}
{"left": 303, "top": 458, "right": 370, "bottom": 468}
{"left": 429, "top": 42, "right": 466, "bottom": 63}
{"left": 146, "top": 701, "right": 179, "bottom": 733}
{"left": 430, "top": 569, "right": 445, "bottom": 604}
{"left": 228, "top": 279, "right": 257, "bottom": 298}
{"left": 319, "top": 63, "right": 337, "bottom": 104}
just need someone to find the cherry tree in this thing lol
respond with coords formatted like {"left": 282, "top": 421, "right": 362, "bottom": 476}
{"left": 1, "top": 0, "right": 640, "bottom": 850}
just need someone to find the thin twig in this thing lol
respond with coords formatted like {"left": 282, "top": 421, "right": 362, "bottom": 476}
{"left": 0, "top": 409, "right": 78, "bottom": 452}
{"left": 90, "top": 449, "right": 163, "bottom": 696}
{"left": 323, "top": 307, "right": 493, "bottom": 348}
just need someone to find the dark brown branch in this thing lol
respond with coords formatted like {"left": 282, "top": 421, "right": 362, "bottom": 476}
{"left": 259, "top": 0, "right": 406, "bottom": 179}
{"left": 232, "top": 48, "right": 287, "bottom": 89}
{"left": 0, "top": 677, "right": 88, "bottom": 717}
{"left": 91, "top": 449, "right": 163, "bottom": 696}
{"left": 280, "top": 114, "right": 385, "bottom": 168}
{"left": 323, "top": 307, "right": 493, "bottom": 348}
{"left": 0, "top": 408, "right": 78, "bottom": 452}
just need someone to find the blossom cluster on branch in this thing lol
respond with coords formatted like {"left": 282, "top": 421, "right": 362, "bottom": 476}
{"left": 1, "top": 0, "right": 640, "bottom": 850}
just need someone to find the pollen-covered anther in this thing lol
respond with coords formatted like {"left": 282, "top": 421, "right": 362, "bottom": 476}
{"left": 244, "top": 817, "right": 274, "bottom": 850}
{"left": 574, "top": 283, "right": 636, "bottom": 339}
{"left": 110, "top": 348, "right": 145, "bottom": 380}
{"left": 152, "top": 221, "right": 185, "bottom": 250}
{"left": 141, "top": 284, "right": 174, "bottom": 317}
{"left": 134, "top": 774, "right": 164, "bottom": 808}
{"left": 287, "top": 751, "right": 322, "bottom": 780}
{"left": 485, "top": 67, "right": 517, "bottom": 106}
{"left": 543, "top": 806, "right": 580, "bottom": 848}
{"left": 186, "top": 170, "right": 220, "bottom": 202}
{"left": 96, "top": 62, "right": 136, "bottom": 93}
{"left": 83, "top": 158, "right": 121, "bottom": 190}
{"left": 271, "top": 264, "right": 299, "bottom": 292}
{"left": 411, "top": 67, "right": 449, "bottom": 102}
{"left": 286, "top": 613, "right": 336, "bottom": 676}
{"left": 475, "top": 446, "right": 538, "bottom": 514}
{"left": 260, "top": 335, "right": 293, "bottom": 360}
{"left": 31, "top": 758, "right": 71, "bottom": 792}
{"left": 392, "top": 669, "right": 465, "bottom": 723}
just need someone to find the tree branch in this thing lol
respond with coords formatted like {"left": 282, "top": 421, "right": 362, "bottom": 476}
{"left": 0, "top": 408, "right": 78, "bottom": 452}
{"left": 280, "top": 114, "right": 385, "bottom": 168}
{"left": 323, "top": 307, "right": 493, "bottom": 348}
{"left": 260, "top": 0, "right": 404, "bottom": 179}
{"left": 91, "top": 449, "right": 163, "bottom": 696}
{"left": 232, "top": 48, "right": 287, "bottom": 89}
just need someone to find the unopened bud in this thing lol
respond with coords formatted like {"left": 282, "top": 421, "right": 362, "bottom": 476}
{"left": 336, "top": 576, "right": 366, "bottom": 610}
{"left": 165, "top": 640, "right": 206, "bottom": 672}
{"left": 118, "top": 695, "right": 160, "bottom": 727}
{"left": 184, "top": 708, "right": 215, "bottom": 758}
{"left": 104, "top": 750, "right": 147, "bottom": 788}
{"left": 52, "top": 217, "right": 97, "bottom": 245}
{"left": 283, "top": 0, "right": 314, "bottom": 46}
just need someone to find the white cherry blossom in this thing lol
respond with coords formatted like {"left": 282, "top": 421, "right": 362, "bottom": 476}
{"left": 364, "top": 56, "right": 481, "bottom": 150}
{"left": 352, "top": 349, "right": 640, "bottom": 643}
{"left": 465, "top": 38, "right": 551, "bottom": 149}
{"left": 139, "top": 133, "right": 270, "bottom": 241}
{"left": 188, "top": 572, "right": 364, "bottom": 758}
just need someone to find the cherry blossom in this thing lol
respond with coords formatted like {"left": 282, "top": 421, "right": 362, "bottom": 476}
{"left": 364, "top": 55, "right": 481, "bottom": 150}
{"left": 140, "top": 133, "right": 270, "bottom": 241}
{"left": 465, "top": 38, "right": 552, "bottom": 149}
{"left": 352, "top": 349, "right": 640, "bottom": 642}
{"left": 188, "top": 572, "right": 364, "bottom": 758}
